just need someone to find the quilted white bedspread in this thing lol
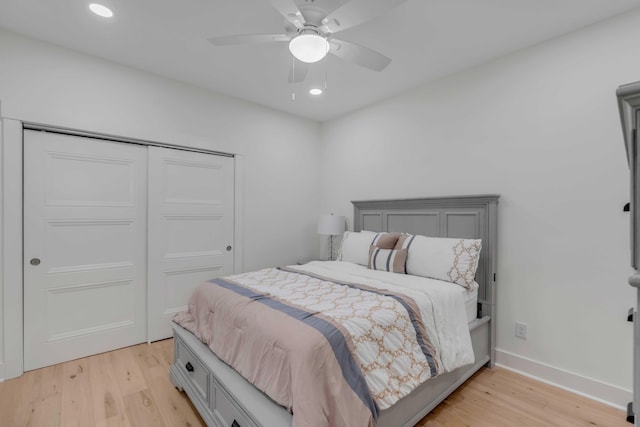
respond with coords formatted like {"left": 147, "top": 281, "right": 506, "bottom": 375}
{"left": 296, "top": 261, "right": 475, "bottom": 373}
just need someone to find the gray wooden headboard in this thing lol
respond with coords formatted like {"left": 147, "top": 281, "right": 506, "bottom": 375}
{"left": 352, "top": 194, "right": 500, "bottom": 320}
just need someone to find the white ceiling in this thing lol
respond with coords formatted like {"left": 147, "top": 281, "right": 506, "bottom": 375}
{"left": 1, "top": 0, "right": 639, "bottom": 121}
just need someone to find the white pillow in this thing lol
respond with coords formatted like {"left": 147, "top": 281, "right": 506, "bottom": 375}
{"left": 337, "top": 230, "right": 376, "bottom": 266}
{"left": 406, "top": 235, "right": 482, "bottom": 289}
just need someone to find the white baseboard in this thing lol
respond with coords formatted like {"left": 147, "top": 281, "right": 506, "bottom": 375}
{"left": 495, "top": 348, "right": 632, "bottom": 411}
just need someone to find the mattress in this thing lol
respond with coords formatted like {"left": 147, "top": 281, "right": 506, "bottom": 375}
{"left": 464, "top": 282, "right": 479, "bottom": 323}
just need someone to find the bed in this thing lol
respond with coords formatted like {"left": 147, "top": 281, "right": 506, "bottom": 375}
{"left": 170, "top": 195, "right": 499, "bottom": 427}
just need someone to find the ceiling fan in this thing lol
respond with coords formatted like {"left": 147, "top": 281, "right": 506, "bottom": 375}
{"left": 208, "top": 0, "right": 407, "bottom": 83}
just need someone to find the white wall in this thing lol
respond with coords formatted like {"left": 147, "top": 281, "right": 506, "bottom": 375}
{"left": 0, "top": 28, "right": 321, "bottom": 378}
{"left": 320, "top": 9, "right": 640, "bottom": 407}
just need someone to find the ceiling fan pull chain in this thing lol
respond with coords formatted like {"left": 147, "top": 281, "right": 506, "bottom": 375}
{"left": 324, "top": 60, "right": 328, "bottom": 91}
{"left": 291, "top": 56, "right": 296, "bottom": 101}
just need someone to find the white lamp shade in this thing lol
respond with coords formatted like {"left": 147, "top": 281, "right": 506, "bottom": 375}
{"left": 317, "top": 214, "right": 345, "bottom": 236}
{"left": 289, "top": 32, "right": 329, "bottom": 63}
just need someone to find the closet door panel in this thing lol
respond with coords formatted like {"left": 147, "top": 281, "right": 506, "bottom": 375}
{"left": 23, "top": 130, "right": 147, "bottom": 371}
{"left": 148, "top": 147, "right": 234, "bottom": 341}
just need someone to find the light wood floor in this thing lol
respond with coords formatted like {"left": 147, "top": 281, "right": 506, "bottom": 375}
{"left": 0, "top": 339, "right": 628, "bottom": 427}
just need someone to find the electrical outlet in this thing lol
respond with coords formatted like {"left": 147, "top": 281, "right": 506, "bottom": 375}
{"left": 515, "top": 322, "right": 528, "bottom": 339}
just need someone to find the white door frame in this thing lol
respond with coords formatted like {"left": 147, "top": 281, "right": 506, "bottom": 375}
{"left": 2, "top": 118, "right": 24, "bottom": 380}
{"left": 0, "top": 119, "right": 245, "bottom": 380}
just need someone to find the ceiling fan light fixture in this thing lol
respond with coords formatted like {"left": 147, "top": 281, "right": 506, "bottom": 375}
{"left": 89, "top": 3, "right": 113, "bottom": 18}
{"left": 289, "top": 30, "right": 329, "bottom": 63}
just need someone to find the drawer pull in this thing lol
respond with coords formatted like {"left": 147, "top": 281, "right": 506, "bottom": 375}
{"left": 185, "top": 361, "right": 194, "bottom": 372}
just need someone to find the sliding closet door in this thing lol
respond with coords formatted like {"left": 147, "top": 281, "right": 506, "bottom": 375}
{"left": 23, "top": 131, "right": 147, "bottom": 371}
{"left": 147, "top": 146, "right": 234, "bottom": 341}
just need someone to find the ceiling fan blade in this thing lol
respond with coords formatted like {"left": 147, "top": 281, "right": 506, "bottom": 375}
{"left": 288, "top": 60, "right": 309, "bottom": 83}
{"left": 208, "top": 33, "right": 291, "bottom": 46}
{"left": 321, "top": 0, "right": 407, "bottom": 34}
{"left": 329, "top": 39, "right": 391, "bottom": 71}
{"left": 268, "top": 0, "right": 306, "bottom": 28}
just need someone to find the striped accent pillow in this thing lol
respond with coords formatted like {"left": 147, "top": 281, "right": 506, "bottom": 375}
{"left": 371, "top": 232, "right": 401, "bottom": 249}
{"left": 368, "top": 246, "right": 408, "bottom": 274}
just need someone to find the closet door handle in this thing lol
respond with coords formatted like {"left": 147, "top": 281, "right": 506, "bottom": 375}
{"left": 30, "top": 258, "right": 41, "bottom": 266}
{"left": 185, "top": 361, "right": 194, "bottom": 372}
{"left": 226, "top": 245, "right": 232, "bottom": 251}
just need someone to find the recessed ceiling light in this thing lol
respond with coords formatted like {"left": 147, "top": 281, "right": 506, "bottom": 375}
{"left": 309, "top": 88, "right": 323, "bottom": 96}
{"left": 89, "top": 3, "right": 113, "bottom": 18}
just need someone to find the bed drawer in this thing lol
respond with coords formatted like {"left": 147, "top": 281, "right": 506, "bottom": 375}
{"left": 175, "top": 337, "right": 209, "bottom": 403}
{"left": 212, "top": 379, "right": 257, "bottom": 427}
